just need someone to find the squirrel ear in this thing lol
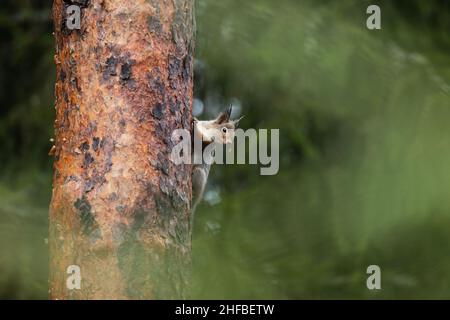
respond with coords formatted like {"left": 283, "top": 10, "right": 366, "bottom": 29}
{"left": 226, "top": 105, "right": 232, "bottom": 118}
{"left": 214, "top": 105, "right": 232, "bottom": 124}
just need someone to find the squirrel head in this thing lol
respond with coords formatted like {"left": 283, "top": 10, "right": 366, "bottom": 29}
{"left": 194, "top": 106, "right": 244, "bottom": 145}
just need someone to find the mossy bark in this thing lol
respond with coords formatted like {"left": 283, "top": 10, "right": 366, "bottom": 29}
{"left": 49, "top": 0, "right": 195, "bottom": 299}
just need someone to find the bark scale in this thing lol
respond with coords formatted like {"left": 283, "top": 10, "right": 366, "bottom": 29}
{"left": 49, "top": 0, "right": 195, "bottom": 299}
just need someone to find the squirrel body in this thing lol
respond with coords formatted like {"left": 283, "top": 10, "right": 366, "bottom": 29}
{"left": 191, "top": 107, "right": 242, "bottom": 213}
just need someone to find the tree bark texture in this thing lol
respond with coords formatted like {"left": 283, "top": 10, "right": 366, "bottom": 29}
{"left": 49, "top": 0, "right": 195, "bottom": 299}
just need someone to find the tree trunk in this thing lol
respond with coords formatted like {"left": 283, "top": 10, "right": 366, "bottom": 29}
{"left": 49, "top": 0, "right": 195, "bottom": 299}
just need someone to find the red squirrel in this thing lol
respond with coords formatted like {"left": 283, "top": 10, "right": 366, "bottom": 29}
{"left": 191, "top": 106, "right": 243, "bottom": 212}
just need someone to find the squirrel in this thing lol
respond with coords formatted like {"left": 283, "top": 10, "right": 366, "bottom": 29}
{"left": 191, "top": 106, "right": 243, "bottom": 213}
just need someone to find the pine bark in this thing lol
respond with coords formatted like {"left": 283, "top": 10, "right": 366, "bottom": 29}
{"left": 49, "top": 0, "right": 195, "bottom": 299}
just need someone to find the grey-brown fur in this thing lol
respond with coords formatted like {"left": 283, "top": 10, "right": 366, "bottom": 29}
{"left": 191, "top": 106, "right": 242, "bottom": 213}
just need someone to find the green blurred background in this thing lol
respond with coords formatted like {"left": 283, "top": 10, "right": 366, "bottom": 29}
{"left": 0, "top": 0, "right": 449, "bottom": 299}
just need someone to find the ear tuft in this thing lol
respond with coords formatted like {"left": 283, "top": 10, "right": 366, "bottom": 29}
{"left": 214, "top": 105, "right": 232, "bottom": 124}
{"left": 226, "top": 105, "right": 232, "bottom": 118}
{"left": 233, "top": 115, "right": 245, "bottom": 128}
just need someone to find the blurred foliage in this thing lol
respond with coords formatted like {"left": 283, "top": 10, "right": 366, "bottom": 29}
{"left": 0, "top": 0, "right": 53, "bottom": 299}
{"left": 0, "top": 0, "right": 449, "bottom": 299}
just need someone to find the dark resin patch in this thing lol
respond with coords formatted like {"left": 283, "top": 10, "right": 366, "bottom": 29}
{"left": 120, "top": 62, "right": 132, "bottom": 81}
{"left": 83, "top": 152, "right": 94, "bottom": 168}
{"left": 92, "top": 137, "right": 100, "bottom": 151}
{"left": 152, "top": 103, "right": 164, "bottom": 120}
{"left": 147, "top": 15, "right": 162, "bottom": 35}
{"left": 103, "top": 56, "right": 118, "bottom": 80}
{"left": 81, "top": 141, "right": 90, "bottom": 151}
{"left": 60, "top": 69, "right": 67, "bottom": 82}
{"left": 74, "top": 196, "right": 97, "bottom": 235}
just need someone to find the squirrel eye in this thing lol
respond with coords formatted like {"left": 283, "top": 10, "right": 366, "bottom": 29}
{"left": 222, "top": 127, "right": 227, "bottom": 133}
